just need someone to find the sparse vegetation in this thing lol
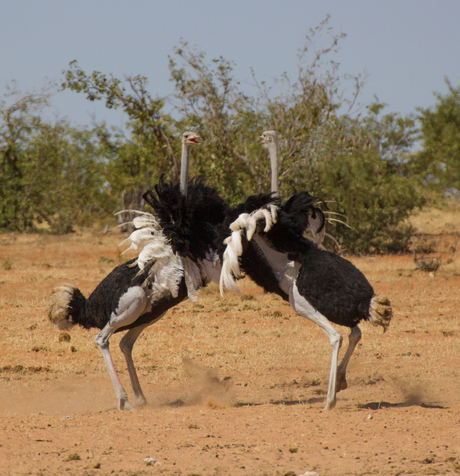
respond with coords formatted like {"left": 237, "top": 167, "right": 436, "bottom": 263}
{"left": 98, "top": 255, "right": 114, "bottom": 265}
{"left": 64, "top": 453, "right": 81, "bottom": 461}
{"left": 7, "top": 18, "right": 459, "bottom": 253}
{"left": 31, "top": 346, "right": 49, "bottom": 353}
{"left": 414, "top": 254, "right": 441, "bottom": 272}
{"left": 2, "top": 258, "right": 13, "bottom": 270}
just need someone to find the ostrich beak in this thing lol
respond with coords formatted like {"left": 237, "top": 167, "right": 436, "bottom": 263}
{"left": 187, "top": 134, "right": 200, "bottom": 145}
{"left": 259, "top": 135, "right": 265, "bottom": 144}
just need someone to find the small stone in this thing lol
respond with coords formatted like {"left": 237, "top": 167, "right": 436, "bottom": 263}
{"left": 144, "top": 457, "right": 156, "bottom": 466}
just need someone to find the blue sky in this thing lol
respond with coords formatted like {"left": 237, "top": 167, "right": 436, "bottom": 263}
{"left": 1, "top": 1, "right": 459, "bottom": 128}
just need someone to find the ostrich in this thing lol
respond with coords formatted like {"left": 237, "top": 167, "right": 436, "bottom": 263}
{"left": 220, "top": 131, "right": 393, "bottom": 410}
{"left": 47, "top": 131, "right": 227, "bottom": 410}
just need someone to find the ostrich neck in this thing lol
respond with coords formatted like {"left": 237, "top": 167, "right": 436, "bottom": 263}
{"left": 269, "top": 145, "right": 279, "bottom": 196}
{"left": 180, "top": 143, "right": 190, "bottom": 197}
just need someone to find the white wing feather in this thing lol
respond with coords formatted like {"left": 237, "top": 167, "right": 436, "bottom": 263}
{"left": 132, "top": 214, "right": 161, "bottom": 230}
{"left": 121, "top": 228, "right": 158, "bottom": 253}
{"left": 219, "top": 204, "right": 279, "bottom": 296}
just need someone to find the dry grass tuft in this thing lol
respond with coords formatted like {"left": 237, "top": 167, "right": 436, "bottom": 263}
{"left": 2, "top": 257, "right": 13, "bottom": 270}
{"left": 64, "top": 453, "right": 81, "bottom": 461}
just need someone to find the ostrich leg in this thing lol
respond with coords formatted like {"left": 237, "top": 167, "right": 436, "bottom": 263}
{"left": 119, "top": 325, "right": 150, "bottom": 407}
{"left": 119, "top": 312, "right": 168, "bottom": 407}
{"left": 289, "top": 282, "right": 343, "bottom": 411}
{"left": 94, "top": 286, "right": 148, "bottom": 410}
{"left": 336, "top": 325, "right": 362, "bottom": 392}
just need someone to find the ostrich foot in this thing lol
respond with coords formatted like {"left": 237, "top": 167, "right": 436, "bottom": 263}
{"left": 322, "top": 397, "right": 337, "bottom": 411}
{"left": 134, "top": 395, "right": 148, "bottom": 407}
{"left": 336, "top": 373, "right": 348, "bottom": 392}
{"left": 118, "top": 398, "right": 136, "bottom": 411}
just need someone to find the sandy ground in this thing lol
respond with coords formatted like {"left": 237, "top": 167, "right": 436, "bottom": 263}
{"left": 0, "top": 230, "right": 459, "bottom": 476}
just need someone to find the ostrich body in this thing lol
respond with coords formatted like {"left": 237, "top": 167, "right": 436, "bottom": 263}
{"left": 47, "top": 132, "right": 226, "bottom": 410}
{"left": 220, "top": 132, "right": 393, "bottom": 410}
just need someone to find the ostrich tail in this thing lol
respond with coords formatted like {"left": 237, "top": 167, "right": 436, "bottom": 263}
{"left": 46, "top": 284, "right": 85, "bottom": 331}
{"left": 368, "top": 295, "right": 393, "bottom": 333}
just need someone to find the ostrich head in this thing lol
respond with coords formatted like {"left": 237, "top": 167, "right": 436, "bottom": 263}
{"left": 260, "top": 130, "right": 279, "bottom": 196}
{"left": 46, "top": 284, "right": 84, "bottom": 331}
{"left": 260, "top": 130, "right": 277, "bottom": 149}
{"left": 182, "top": 131, "right": 200, "bottom": 146}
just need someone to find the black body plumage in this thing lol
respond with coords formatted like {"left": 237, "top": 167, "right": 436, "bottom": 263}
{"left": 295, "top": 249, "right": 374, "bottom": 327}
{"left": 219, "top": 192, "right": 330, "bottom": 303}
{"left": 216, "top": 193, "right": 289, "bottom": 301}
{"left": 65, "top": 177, "right": 227, "bottom": 334}
{"left": 281, "top": 191, "right": 326, "bottom": 236}
{"left": 256, "top": 193, "right": 374, "bottom": 328}
{"left": 259, "top": 192, "right": 326, "bottom": 257}
{"left": 66, "top": 258, "right": 187, "bottom": 332}
{"left": 143, "top": 176, "right": 228, "bottom": 262}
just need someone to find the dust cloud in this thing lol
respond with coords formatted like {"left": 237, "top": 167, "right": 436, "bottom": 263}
{"left": 160, "top": 357, "right": 234, "bottom": 409}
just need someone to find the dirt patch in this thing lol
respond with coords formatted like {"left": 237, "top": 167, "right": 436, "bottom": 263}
{"left": 1, "top": 230, "right": 460, "bottom": 475}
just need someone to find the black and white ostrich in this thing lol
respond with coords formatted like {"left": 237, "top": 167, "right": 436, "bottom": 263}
{"left": 47, "top": 131, "right": 227, "bottom": 410}
{"left": 220, "top": 130, "right": 393, "bottom": 410}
